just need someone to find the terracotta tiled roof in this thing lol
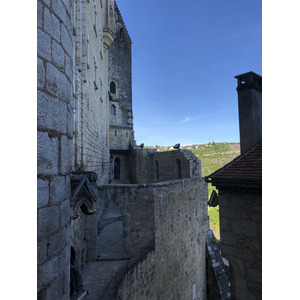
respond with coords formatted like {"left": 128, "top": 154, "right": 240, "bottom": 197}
{"left": 206, "top": 141, "right": 262, "bottom": 185}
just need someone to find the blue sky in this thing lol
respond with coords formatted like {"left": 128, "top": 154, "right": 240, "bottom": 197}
{"left": 116, "top": 0, "right": 262, "bottom": 146}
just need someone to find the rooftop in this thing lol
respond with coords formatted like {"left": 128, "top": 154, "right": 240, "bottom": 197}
{"left": 206, "top": 140, "right": 262, "bottom": 187}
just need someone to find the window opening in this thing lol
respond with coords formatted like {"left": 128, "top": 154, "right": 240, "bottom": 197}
{"left": 111, "top": 104, "right": 116, "bottom": 116}
{"left": 110, "top": 81, "right": 116, "bottom": 94}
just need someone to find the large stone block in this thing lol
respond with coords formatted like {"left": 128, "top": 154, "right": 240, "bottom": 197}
{"left": 65, "top": 54, "right": 73, "bottom": 83}
{"left": 37, "top": 29, "right": 51, "bottom": 61}
{"left": 37, "top": 57, "right": 45, "bottom": 89}
{"left": 61, "top": 0, "right": 72, "bottom": 15}
{"left": 37, "top": 0, "right": 43, "bottom": 28}
{"left": 37, "top": 255, "right": 59, "bottom": 288}
{"left": 37, "top": 178, "right": 49, "bottom": 208}
{"left": 37, "top": 205, "right": 60, "bottom": 237}
{"left": 61, "top": 24, "right": 73, "bottom": 59}
{"left": 52, "top": 39, "right": 65, "bottom": 71}
{"left": 37, "top": 131, "right": 59, "bottom": 175}
{"left": 63, "top": 262, "right": 71, "bottom": 294}
{"left": 46, "top": 62, "right": 72, "bottom": 102}
{"left": 50, "top": 176, "right": 66, "bottom": 204}
{"left": 60, "top": 199, "right": 70, "bottom": 227}
{"left": 44, "top": 273, "right": 64, "bottom": 300}
{"left": 42, "top": 0, "right": 51, "bottom": 7}
{"left": 44, "top": 7, "right": 60, "bottom": 41}
{"left": 47, "top": 226, "right": 69, "bottom": 257}
{"left": 37, "top": 238, "right": 48, "bottom": 266}
{"left": 59, "top": 243, "right": 71, "bottom": 270}
{"left": 52, "top": 0, "right": 67, "bottom": 24}
{"left": 37, "top": 90, "right": 67, "bottom": 133}
{"left": 60, "top": 135, "right": 73, "bottom": 174}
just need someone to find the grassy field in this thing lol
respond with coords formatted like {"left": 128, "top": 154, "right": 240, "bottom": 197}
{"left": 152, "top": 142, "right": 240, "bottom": 239}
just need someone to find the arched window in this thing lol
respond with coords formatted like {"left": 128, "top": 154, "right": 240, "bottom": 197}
{"left": 176, "top": 159, "right": 181, "bottom": 179}
{"left": 110, "top": 81, "right": 116, "bottom": 94}
{"left": 111, "top": 104, "right": 116, "bottom": 116}
{"left": 114, "top": 157, "right": 120, "bottom": 179}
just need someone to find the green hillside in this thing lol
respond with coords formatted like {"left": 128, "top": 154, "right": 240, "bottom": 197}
{"left": 151, "top": 142, "right": 240, "bottom": 239}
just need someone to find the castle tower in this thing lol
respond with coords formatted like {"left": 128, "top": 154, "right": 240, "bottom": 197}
{"left": 108, "top": 3, "right": 134, "bottom": 183}
{"left": 235, "top": 71, "right": 262, "bottom": 154}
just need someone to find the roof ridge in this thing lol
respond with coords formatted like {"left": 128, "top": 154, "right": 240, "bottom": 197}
{"left": 207, "top": 140, "right": 262, "bottom": 179}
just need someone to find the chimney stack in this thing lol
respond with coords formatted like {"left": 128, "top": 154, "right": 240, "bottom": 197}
{"left": 235, "top": 71, "right": 262, "bottom": 154}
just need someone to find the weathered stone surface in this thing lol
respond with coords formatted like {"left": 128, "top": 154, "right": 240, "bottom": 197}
{"left": 44, "top": 7, "right": 60, "bottom": 41}
{"left": 37, "top": 131, "right": 59, "bottom": 175}
{"left": 47, "top": 226, "right": 69, "bottom": 257}
{"left": 52, "top": 39, "right": 65, "bottom": 70}
{"left": 52, "top": 0, "right": 67, "bottom": 24}
{"left": 38, "top": 255, "right": 59, "bottom": 288}
{"left": 37, "top": 238, "right": 48, "bottom": 266}
{"left": 44, "top": 273, "right": 64, "bottom": 300}
{"left": 38, "top": 205, "right": 60, "bottom": 237}
{"left": 63, "top": 263, "right": 71, "bottom": 294}
{"left": 46, "top": 62, "right": 72, "bottom": 102}
{"left": 42, "top": 0, "right": 51, "bottom": 7}
{"left": 61, "top": 24, "right": 73, "bottom": 59}
{"left": 60, "top": 135, "right": 73, "bottom": 174}
{"left": 59, "top": 242, "right": 71, "bottom": 270}
{"left": 61, "top": 0, "right": 72, "bottom": 15}
{"left": 37, "top": 178, "right": 49, "bottom": 208}
{"left": 65, "top": 53, "right": 73, "bottom": 82}
{"left": 37, "top": 1, "right": 43, "bottom": 28}
{"left": 37, "top": 57, "right": 45, "bottom": 88}
{"left": 37, "top": 29, "right": 51, "bottom": 61}
{"left": 50, "top": 176, "right": 66, "bottom": 204}
{"left": 37, "top": 90, "right": 67, "bottom": 133}
{"left": 60, "top": 199, "right": 70, "bottom": 226}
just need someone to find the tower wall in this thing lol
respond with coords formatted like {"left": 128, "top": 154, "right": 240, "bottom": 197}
{"left": 37, "top": 0, "right": 74, "bottom": 298}
{"left": 108, "top": 3, "right": 133, "bottom": 151}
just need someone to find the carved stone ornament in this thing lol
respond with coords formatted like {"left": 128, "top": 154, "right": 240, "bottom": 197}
{"left": 71, "top": 171, "right": 98, "bottom": 219}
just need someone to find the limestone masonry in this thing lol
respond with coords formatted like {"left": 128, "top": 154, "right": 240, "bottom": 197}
{"left": 37, "top": 1, "right": 211, "bottom": 299}
{"left": 38, "top": 1, "right": 261, "bottom": 299}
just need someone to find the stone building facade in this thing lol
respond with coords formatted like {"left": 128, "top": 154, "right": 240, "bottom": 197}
{"left": 37, "top": 1, "right": 209, "bottom": 299}
{"left": 206, "top": 72, "right": 262, "bottom": 300}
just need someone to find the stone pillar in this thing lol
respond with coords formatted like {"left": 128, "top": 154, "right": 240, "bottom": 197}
{"left": 37, "top": 0, "right": 74, "bottom": 298}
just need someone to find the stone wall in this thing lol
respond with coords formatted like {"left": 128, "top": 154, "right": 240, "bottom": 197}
{"left": 131, "top": 149, "right": 201, "bottom": 184}
{"left": 117, "top": 250, "right": 156, "bottom": 300}
{"left": 219, "top": 192, "right": 262, "bottom": 300}
{"left": 108, "top": 3, "right": 133, "bottom": 151}
{"left": 113, "top": 178, "right": 208, "bottom": 300}
{"left": 98, "top": 184, "right": 155, "bottom": 259}
{"left": 109, "top": 151, "right": 131, "bottom": 183}
{"left": 206, "top": 230, "right": 230, "bottom": 300}
{"left": 37, "top": 0, "right": 74, "bottom": 298}
{"left": 154, "top": 178, "right": 208, "bottom": 300}
{"left": 72, "top": 0, "right": 114, "bottom": 185}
